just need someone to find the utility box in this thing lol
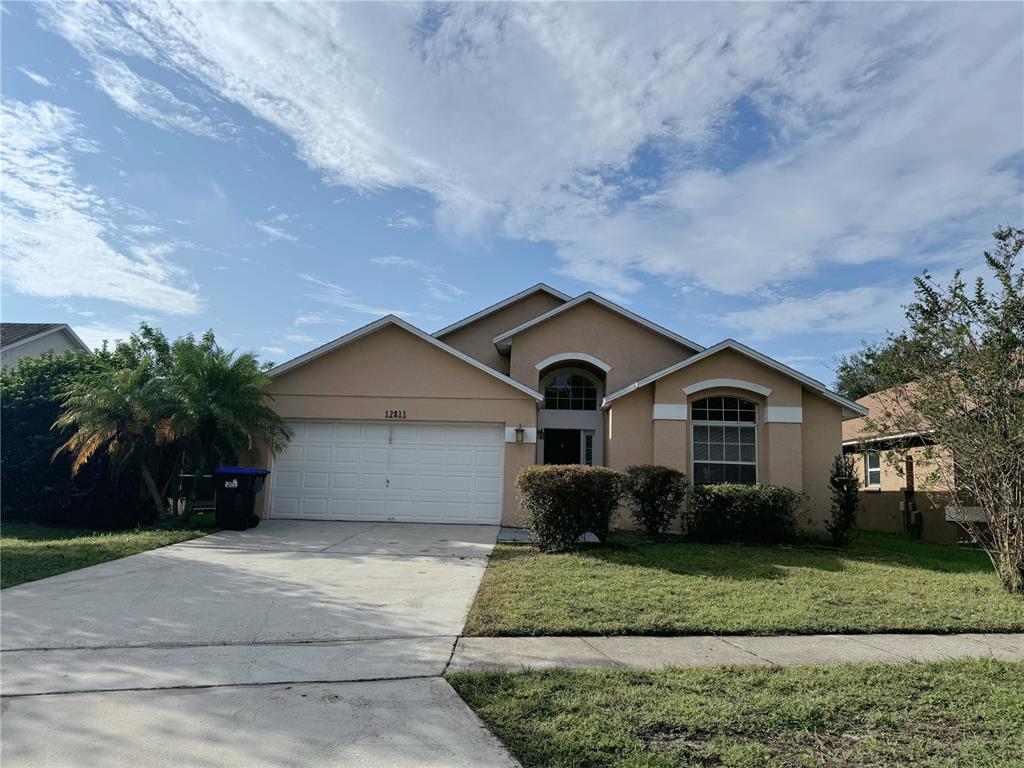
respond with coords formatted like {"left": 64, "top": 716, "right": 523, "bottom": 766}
{"left": 213, "top": 466, "right": 270, "bottom": 531}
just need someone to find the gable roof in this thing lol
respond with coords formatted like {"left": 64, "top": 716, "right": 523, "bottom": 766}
{"left": 268, "top": 315, "right": 543, "bottom": 400}
{"left": 603, "top": 338, "right": 868, "bottom": 419}
{"left": 842, "top": 384, "right": 928, "bottom": 444}
{"left": 491, "top": 292, "right": 705, "bottom": 353}
{"left": 433, "top": 283, "right": 571, "bottom": 338}
{"left": 0, "top": 323, "right": 91, "bottom": 353}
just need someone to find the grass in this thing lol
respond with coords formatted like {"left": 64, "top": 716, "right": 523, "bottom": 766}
{"left": 450, "top": 659, "right": 1024, "bottom": 768}
{"left": 1, "top": 515, "right": 215, "bottom": 589}
{"left": 465, "top": 531, "right": 1024, "bottom": 636}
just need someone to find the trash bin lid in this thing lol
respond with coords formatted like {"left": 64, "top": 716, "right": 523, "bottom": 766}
{"left": 213, "top": 466, "right": 271, "bottom": 476}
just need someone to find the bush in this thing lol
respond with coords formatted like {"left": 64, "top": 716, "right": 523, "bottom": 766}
{"left": 516, "top": 465, "right": 623, "bottom": 552}
{"left": 622, "top": 465, "right": 688, "bottom": 535}
{"left": 827, "top": 454, "right": 860, "bottom": 547}
{"left": 0, "top": 351, "right": 149, "bottom": 528}
{"left": 685, "top": 483, "right": 802, "bottom": 544}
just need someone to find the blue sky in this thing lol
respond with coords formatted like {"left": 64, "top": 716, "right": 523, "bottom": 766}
{"left": 2, "top": 1, "right": 1022, "bottom": 386}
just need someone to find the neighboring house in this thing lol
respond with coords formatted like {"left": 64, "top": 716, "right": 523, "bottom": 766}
{"left": 0, "top": 323, "right": 91, "bottom": 369}
{"left": 843, "top": 387, "right": 960, "bottom": 545}
{"left": 255, "top": 284, "right": 867, "bottom": 530}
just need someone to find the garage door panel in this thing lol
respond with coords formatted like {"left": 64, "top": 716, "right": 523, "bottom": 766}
{"left": 270, "top": 421, "right": 504, "bottom": 524}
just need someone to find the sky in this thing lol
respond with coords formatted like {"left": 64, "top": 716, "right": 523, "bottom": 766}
{"left": 2, "top": 1, "right": 1022, "bottom": 387}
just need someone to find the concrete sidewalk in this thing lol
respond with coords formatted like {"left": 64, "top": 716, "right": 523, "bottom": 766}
{"left": 448, "top": 632, "right": 1024, "bottom": 672}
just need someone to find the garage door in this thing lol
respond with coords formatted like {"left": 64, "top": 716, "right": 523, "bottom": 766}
{"left": 269, "top": 421, "right": 504, "bottom": 524}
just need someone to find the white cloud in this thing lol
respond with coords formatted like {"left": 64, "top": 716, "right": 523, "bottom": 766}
{"left": 421, "top": 274, "right": 467, "bottom": 302}
{"left": 38, "top": 2, "right": 1023, "bottom": 299}
{"left": 293, "top": 311, "right": 348, "bottom": 326}
{"left": 261, "top": 345, "right": 285, "bottom": 355}
{"left": 74, "top": 323, "right": 133, "bottom": 350}
{"left": 720, "top": 285, "right": 910, "bottom": 340}
{"left": 284, "top": 333, "right": 314, "bottom": 343}
{"left": 297, "top": 273, "right": 410, "bottom": 317}
{"left": 371, "top": 255, "right": 434, "bottom": 271}
{"left": 18, "top": 67, "right": 53, "bottom": 87}
{"left": 381, "top": 213, "right": 424, "bottom": 229}
{"left": 1, "top": 99, "right": 200, "bottom": 314}
{"left": 253, "top": 221, "right": 298, "bottom": 242}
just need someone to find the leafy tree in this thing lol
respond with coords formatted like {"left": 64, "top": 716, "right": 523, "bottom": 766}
{"left": 834, "top": 336, "right": 924, "bottom": 400}
{"left": 55, "top": 350, "right": 171, "bottom": 518}
{"left": 157, "top": 331, "right": 292, "bottom": 519}
{"left": 56, "top": 325, "right": 292, "bottom": 522}
{"left": 0, "top": 351, "right": 143, "bottom": 527}
{"left": 826, "top": 454, "right": 859, "bottom": 547}
{"left": 865, "top": 226, "right": 1024, "bottom": 593}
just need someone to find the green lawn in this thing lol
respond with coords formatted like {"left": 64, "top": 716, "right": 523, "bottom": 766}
{"left": 465, "top": 531, "right": 1024, "bottom": 636}
{"left": 450, "top": 659, "right": 1024, "bottom": 768}
{"left": 1, "top": 518, "right": 214, "bottom": 589}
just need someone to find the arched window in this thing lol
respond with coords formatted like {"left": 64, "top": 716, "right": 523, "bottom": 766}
{"left": 692, "top": 396, "right": 757, "bottom": 484}
{"left": 543, "top": 371, "right": 598, "bottom": 410}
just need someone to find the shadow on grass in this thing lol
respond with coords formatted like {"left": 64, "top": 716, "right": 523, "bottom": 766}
{"left": 563, "top": 530, "right": 995, "bottom": 580}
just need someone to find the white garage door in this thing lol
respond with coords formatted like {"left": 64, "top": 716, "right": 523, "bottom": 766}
{"left": 270, "top": 421, "right": 504, "bottom": 524}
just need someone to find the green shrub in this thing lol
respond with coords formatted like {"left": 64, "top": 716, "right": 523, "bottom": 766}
{"left": 827, "top": 454, "right": 860, "bottom": 547}
{"left": 621, "top": 465, "right": 688, "bottom": 535}
{"left": 516, "top": 465, "right": 623, "bottom": 552}
{"left": 0, "top": 351, "right": 146, "bottom": 528}
{"left": 685, "top": 483, "right": 803, "bottom": 543}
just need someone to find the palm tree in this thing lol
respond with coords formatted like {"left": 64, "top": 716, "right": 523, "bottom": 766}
{"left": 54, "top": 361, "right": 170, "bottom": 517}
{"left": 157, "top": 332, "right": 292, "bottom": 520}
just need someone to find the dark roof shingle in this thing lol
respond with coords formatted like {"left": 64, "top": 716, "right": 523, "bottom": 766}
{"left": 1, "top": 323, "right": 67, "bottom": 348}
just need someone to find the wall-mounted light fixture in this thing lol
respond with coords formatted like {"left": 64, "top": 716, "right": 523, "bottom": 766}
{"left": 514, "top": 425, "right": 525, "bottom": 444}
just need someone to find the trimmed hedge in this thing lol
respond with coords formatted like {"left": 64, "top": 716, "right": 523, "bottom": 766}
{"left": 516, "top": 465, "right": 623, "bottom": 552}
{"left": 622, "top": 465, "right": 688, "bottom": 535}
{"left": 686, "top": 483, "right": 803, "bottom": 543}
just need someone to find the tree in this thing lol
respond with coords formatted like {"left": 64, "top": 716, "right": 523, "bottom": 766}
{"left": 866, "top": 226, "right": 1024, "bottom": 593}
{"left": 156, "top": 331, "right": 292, "bottom": 520}
{"left": 0, "top": 350, "right": 143, "bottom": 527}
{"left": 826, "top": 454, "right": 859, "bottom": 547}
{"left": 833, "top": 336, "right": 924, "bottom": 400}
{"left": 55, "top": 325, "right": 292, "bottom": 522}
{"left": 55, "top": 354, "right": 171, "bottom": 518}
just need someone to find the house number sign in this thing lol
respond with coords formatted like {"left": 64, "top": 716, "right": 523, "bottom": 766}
{"left": 384, "top": 409, "right": 407, "bottom": 419}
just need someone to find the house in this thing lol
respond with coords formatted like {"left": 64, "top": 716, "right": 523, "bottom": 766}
{"left": 842, "top": 386, "right": 961, "bottom": 544}
{"left": 0, "top": 323, "right": 91, "bottom": 369}
{"left": 255, "top": 284, "right": 867, "bottom": 529}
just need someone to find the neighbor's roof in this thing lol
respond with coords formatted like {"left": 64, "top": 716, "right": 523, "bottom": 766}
{"left": 492, "top": 292, "right": 705, "bottom": 354}
{"left": 433, "top": 283, "right": 571, "bottom": 338}
{"left": 0, "top": 323, "right": 90, "bottom": 352}
{"left": 603, "top": 338, "right": 868, "bottom": 419}
{"left": 267, "top": 315, "right": 544, "bottom": 401}
{"left": 842, "top": 384, "right": 927, "bottom": 444}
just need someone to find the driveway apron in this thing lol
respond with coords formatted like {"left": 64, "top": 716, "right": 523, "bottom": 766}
{"left": 1, "top": 520, "right": 518, "bottom": 768}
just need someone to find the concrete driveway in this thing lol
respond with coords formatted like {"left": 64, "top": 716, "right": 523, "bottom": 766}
{"left": 1, "top": 520, "right": 518, "bottom": 767}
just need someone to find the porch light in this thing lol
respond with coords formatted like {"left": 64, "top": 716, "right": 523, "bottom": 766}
{"left": 514, "top": 425, "right": 525, "bottom": 444}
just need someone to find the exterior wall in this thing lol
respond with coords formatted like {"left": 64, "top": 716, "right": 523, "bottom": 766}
{"left": 605, "top": 348, "right": 845, "bottom": 527}
{"left": 800, "top": 394, "right": 842, "bottom": 534}
{"left": 857, "top": 490, "right": 962, "bottom": 546}
{"left": 437, "top": 292, "right": 564, "bottom": 374}
{"left": 507, "top": 300, "right": 694, "bottom": 392}
{"left": 848, "top": 445, "right": 954, "bottom": 493}
{"left": 259, "top": 323, "right": 538, "bottom": 524}
{"left": 1, "top": 331, "right": 83, "bottom": 368}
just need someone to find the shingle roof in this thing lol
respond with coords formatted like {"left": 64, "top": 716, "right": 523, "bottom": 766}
{"left": 1, "top": 323, "right": 66, "bottom": 348}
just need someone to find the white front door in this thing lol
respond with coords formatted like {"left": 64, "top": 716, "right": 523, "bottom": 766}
{"left": 269, "top": 421, "right": 503, "bottom": 524}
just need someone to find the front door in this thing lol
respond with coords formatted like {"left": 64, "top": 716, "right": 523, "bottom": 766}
{"left": 543, "top": 428, "right": 581, "bottom": 464}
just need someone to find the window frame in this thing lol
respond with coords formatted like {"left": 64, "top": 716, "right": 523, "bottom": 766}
{"left": 865, "top": 451, "right": 881, "bottom": 488}
{"left": 541, "top": 367, "right": 600, "bottom": 411}
{"left": 690, "top": 395, "right": 758, "bottom": 486}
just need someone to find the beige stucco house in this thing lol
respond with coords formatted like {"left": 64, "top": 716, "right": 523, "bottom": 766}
{"left": 843, "top": 388, "right": 961, "bottom": 544}
{"left": 256, "top": 284, "right": 867, "bottom": 528}
{"left": 0, "top": 323, "right": 91, "bottom": 369}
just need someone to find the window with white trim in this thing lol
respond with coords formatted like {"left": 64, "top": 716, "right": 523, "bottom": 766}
{"left": 691, "top": 396, "right": 757, "bottom": 485}
{"left": 866, "top": 452, "right": 881, "bottom": 487}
